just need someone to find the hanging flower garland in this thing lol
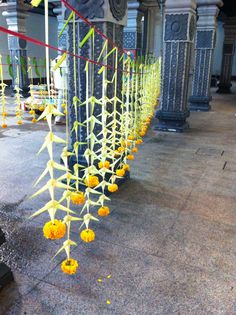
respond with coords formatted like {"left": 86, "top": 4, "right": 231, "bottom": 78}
{"left": 26, "top": 0, "right": 162, "bottom": 276}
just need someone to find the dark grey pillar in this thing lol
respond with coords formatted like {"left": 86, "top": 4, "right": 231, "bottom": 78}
{"left": 155, "top": 0, "right": 196, "bottom": 132}
{"left": 217, "top": 18, "right": 236, "bottom": 94}
{"left": 2, "top": 2, "right": 29, "bottom": 96}
{"left": 189, "top": 0, "right": 222, "bottom": 111}
{"left": 65, "top": 0, "right": 127, "bottom": 168}
{"left": 54, "top": 5, "right": 67, "bottom": 49}
{"left": 123, "top": 0, "right": 144, "bottom": 56}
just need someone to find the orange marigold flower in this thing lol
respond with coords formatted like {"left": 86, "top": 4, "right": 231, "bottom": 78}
{"left": 1, "top": 123, "right": 7, "bottom": 128}
{"left": 136, "top": 139, "right": 143, "bottom": 145}
{"left": 132, "top": 147, "right": 138, "bottom": 153}
{"left": 98, "top": 161, "right": 110, "bottom": 169}
{"left": 122, "top": 164, "right": 130, "bottom": 171}
{"left": 128, "top": 135, "right": 135, "bottom": 141}
{"left": 84, "top": 175, "right": 99, "bottom": 188}
{"left": 98, "top": 206, "right": 110, "bottom": 217}
{"left": 139, "top": 131, "right": 146, "bottom": 137}
{"left": 116, "top": 169, "right": 125, "bottom": 177}
{"left": 108, "top": 183, "right": 118, "bottom": 193}
{"left": 17, "top": 120, "right": 23, "bottom": 125}
{"left": 43, "top": 219, "right": 66, "bottom": 240}
{"left": 127, "top": 154, "right": 134, "bottom": 161}
{"left": 39, "top": 106, "right": 45, "bottom": 112}
{"left": 2, "top": 112, "right": 7, "bottom": 117}
{"left": 29, "top": 110, "right": 35, "bottom": 115}
{"left": 80, "top": 228, "right": 95, "bottom": 243}
{"left": 71, "top": 191, "right": 85, "bottom": 205}
{"left": 32, "top": 118, "right": 37, "bottom": 123}
{"left": 61, "top": 258, "right": 79, "bottom": 275}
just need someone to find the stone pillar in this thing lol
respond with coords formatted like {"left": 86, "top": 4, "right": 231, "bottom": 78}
{"left": 189, "top": 0, "right": 223, "bottom": 111}
{"left": 54, "top": 5, "right": 67, "bottom": 49}
{"left": 143, "top": 0, "right": 160, "bottom": 56}
{"left": 217, "top": 18, "right": 236, "bottom": 94}
{"left": 155, "top": 0, "right": 196, "bottom": 132}
{"left": 123, "top": 0, "right": 143, "bottom": 56}
{"left": 2, "top": 1, "right": 29, "bottom": 96}
{"left": 64, "top": 0, "right": 127, "bottom": 167}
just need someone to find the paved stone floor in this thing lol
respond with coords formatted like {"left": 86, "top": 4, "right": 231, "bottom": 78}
{"left": 0, "top": 85, "right": 236, "bottom": 315}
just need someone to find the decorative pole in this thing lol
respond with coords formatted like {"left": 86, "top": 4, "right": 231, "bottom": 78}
{"left": 217, "top": 17, "right": 236, "bottom": 94}
{"left": 2, "top": 0, "right": 30, "bottom": 96}
{"left": 155, "top": 0, "right": 197, "bottom": 132}
{"left": 189, "top": 0, "right": 223, "bottom": 111}
{"left": 65, "top": 0, "right": 127, "bottom": 169}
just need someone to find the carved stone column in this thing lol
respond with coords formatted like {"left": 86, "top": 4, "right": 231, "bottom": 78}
{"left": 65, "top": 0, "right": 127, "bottom": 167}
{"left": 2, "top": 1, "right": 30, "bottom": 96}
{"left": 54, "top": 5, "right": 67, "bottom": 49}
{"left": 189, "top": 0, "right": 223, "bottom": 111}
{"left": 155, "top": 0, "right": 196, "bottom": 132}
{"left": 217, "top": 18, "right": 236, "bottom": 94}
{"left": 143, "top": 0, "right": 160, "bottom": 56}
{"left": 123, "top": 0, "right": 143, "bottom": 56}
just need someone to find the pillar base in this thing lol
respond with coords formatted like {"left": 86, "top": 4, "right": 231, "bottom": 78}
{"left": 189, "top": 96, "right": 211, "bottom": 112}
{"left": 216, "top": 83, "right": 232, "bottom": 94}
{"left": 155, "top": 110, "right": 190, "bottom": 133}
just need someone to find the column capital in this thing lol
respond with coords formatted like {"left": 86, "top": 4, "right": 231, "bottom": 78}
{"left": 196, "top": 0, "right": 223, "bottom": 7}
{"left": 165, "top": 0, "right": 196, "bottom": 12}
{"left": 2, "top": 2, "right": 29, "bottom": 34}
{"left": 64, "top": 0, "right": 127, "bottom": 26}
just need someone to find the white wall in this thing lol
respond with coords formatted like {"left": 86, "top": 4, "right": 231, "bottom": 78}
{"left": 0, "top": 9, "right": 58, "bottom": 80}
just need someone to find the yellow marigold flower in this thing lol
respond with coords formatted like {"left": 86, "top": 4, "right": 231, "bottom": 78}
{"left": 43, "top": 219, "right": 66, "bottom": 240}
{"left": 62, "top": 103, "right": 66, "bottom": 108}
{"left": 116, "top": 169, "right": 125, "bottom": 177}
{"left": 61, "top": 258, "right": 79, "bottom": 275}
{"left": 29, "top": 110, "right": 35, "bottom": 115}
{"left": 125, "top": 141, "right": 132, "bottom": 147}
{"left": 122, "top": 164, "right": 130, "bottom": 172}
{"left": 80, "top": 228, "right": 95, "bottom": 243}
{"left": 17, "top": 120, "right": 23, "bottom": 125}
{"left": 132, "top": 147, "right": 138, "bottom": 153}
{"left": 16, "top": 112, "right": 21, "bottom": 117}
{"left": 39, "top": 105, "right": 45, "bottom": 112}
{"left": 32, "top": 118, "right": 37, "bottom": 123}
{"left": 117, "top": 147, "right": 125, "bottom": 153}
{"left": 84, "top": 175, "right": 99, "bottom": 188}
{"left": 2, "top": 111, "right": 7, "bottom": 117}
{"left": 127, "top": 154, "right": 134, "bottom": 161}
{"left": 1, "top": 123, "right": 7, "bottom": 129}
{"left": 71, "top": 191, "right": 85, "bottom": 205}
{"left": 108, "top": 183, "right": 118, "bottom": 193}
{"left": 128, "top": 135, "right": 135, "bottom": 141}
{"left": 98, "top": 206, "right": 110, "bottom": 217}
{"left": 64, "top": 110, "right": 67, "bottom": 115}
{"left": 136, "top": 139, "right": 143, "bottom": 145}
{"left": 98, "top": 161, "right": 110, "bottom": 169}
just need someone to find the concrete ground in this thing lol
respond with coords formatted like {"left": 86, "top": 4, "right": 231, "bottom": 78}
{"left": 0, "top": 85, "right": 236, "bottom": 315}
